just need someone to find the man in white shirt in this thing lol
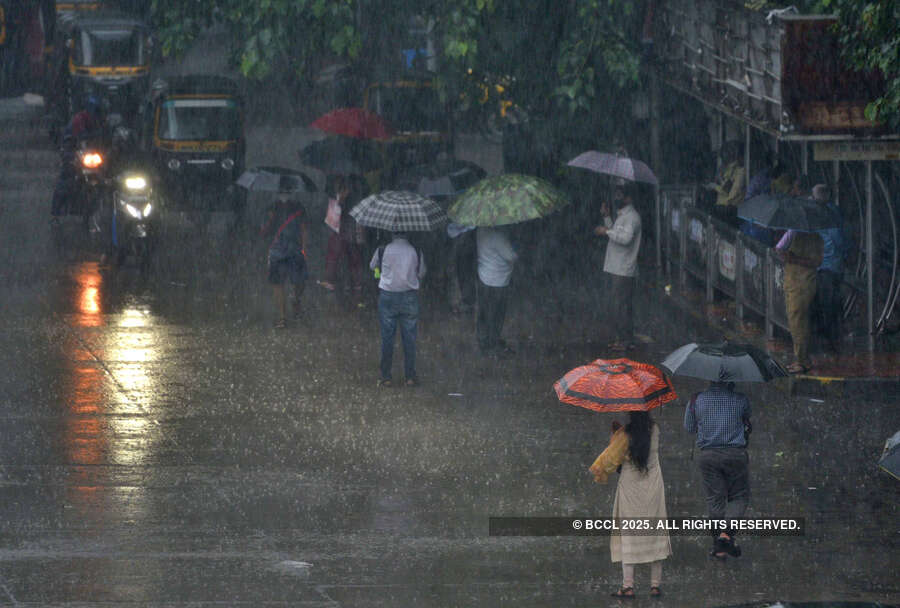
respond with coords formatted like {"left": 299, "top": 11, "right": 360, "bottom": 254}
{"left": 370, "top": 233, "right": 426, "bottom": 386}
{"left": 594, "top": 185, "right": 642, "bottom": 350}
{"left": 476, "top": 226, "right": 518, "bottom": 356}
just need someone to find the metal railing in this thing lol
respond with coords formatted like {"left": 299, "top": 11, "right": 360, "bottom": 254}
{"left": 661, "top": 185, "right": 808, "bottom": 339}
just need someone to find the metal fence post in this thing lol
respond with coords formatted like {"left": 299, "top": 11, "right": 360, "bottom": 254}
{"left": 706, "top": 216, "right": 715, "bottom": 303}
{"left": 736, "top": 236, "right": 745, "bottom": 321}
{"left": 765, "top": 247, "right": 774, "bottom": 340}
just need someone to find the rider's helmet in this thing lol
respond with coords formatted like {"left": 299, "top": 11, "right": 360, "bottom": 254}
{"left": 85, "top": 95, "right": 102, "bottom": 117}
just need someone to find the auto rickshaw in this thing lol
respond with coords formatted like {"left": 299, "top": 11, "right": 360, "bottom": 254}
{"left": 362, "top": 76, "right": 452, "bottom": 187}
{"left": 141, "top": 75, "right": 246, "bottom": 217}
{"left": 51, "top": 10, "right": 152, "bottom": 132}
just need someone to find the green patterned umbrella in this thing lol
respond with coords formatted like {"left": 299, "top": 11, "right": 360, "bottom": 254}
{"left": 447, "top": 174, "right": 570, "bottom": 226}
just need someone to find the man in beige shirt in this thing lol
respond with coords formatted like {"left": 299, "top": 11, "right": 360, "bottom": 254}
{"left": 594, "top": 185, "right": 642, "bottom": 351}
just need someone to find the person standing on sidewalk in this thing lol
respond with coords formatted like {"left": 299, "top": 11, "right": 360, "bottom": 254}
{"left": 684, "top": 381, "right": 751, "bottom": 559}
{"left": 812, "top": 184, "right": 848, "bottom": 352}
{"left": 594, "top": 185, "right": 642, "bottom": 352}
{"left": 776, "top": 228, "right": 824, "bottom": 373}
{"left": 321, "top": 175, "right": 366, "bottom": 305}
{"left": 591, "top": 411, "right": 671, "bottom": 598}
{"left": 476, "top": 226, "right": 518, "bottom": 357}
{"left": 370, "top": 233, "right": 425, "bottom": 387}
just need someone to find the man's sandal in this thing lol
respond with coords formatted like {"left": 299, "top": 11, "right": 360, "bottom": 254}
{"left": 610, "top": 587, "right": 635, "bottom": 598}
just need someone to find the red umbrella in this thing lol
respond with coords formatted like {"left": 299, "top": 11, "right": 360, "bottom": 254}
{"left": 310, "top": 108, "right": 394, "bottom": 140}
{"left": 553, "top": 358, "right": 677, "bottom": 413}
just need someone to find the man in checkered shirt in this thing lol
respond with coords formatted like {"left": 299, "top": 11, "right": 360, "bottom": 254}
{"left": 684, "top": 381, "right": 752, "bottom": 559}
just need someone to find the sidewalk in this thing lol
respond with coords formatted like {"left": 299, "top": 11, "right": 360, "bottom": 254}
{"left": 646, "top": 267, "right": 900, "bottom": 396}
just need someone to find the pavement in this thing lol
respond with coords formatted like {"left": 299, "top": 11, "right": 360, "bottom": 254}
{"left": 657, "top": 279, "right": 900, "bottom": 399}
{"left": 1, "top": 86, "right": 899, "bottom": 608}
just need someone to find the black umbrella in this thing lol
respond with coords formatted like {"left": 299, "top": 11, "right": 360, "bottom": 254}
{"left": 738, "top": 193, "right": 836, "bottom": 231}
{"left": 298, "top": 136, "right": 380, "bottom": 175}
{"left": 661, "top": 342, "right": 788, "bottom": 383}
{"left": 236, "top": 166, "right": 317, "bottom": 193}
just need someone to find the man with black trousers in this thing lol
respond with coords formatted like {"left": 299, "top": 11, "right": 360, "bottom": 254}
{"left": 476, "top": 226, "right": 517, "bottom": 357}
{"left": 684, "top": 380, "right": 752, "bottom": 559}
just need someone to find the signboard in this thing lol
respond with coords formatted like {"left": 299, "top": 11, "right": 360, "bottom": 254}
{"left": 814, "top": 141, "right": 900, "bottom": 162}
{"left": 718, "top": 240, "right": 736, "bottom": 282}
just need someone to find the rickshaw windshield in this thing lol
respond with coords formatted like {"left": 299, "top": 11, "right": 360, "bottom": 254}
{"left": 368, "top": 85, "right": 446, "bottom": 134}
{"left": 76, "top": 28, "right": 145, "bottom": 67}
{"left": 157, "top": 98, "right": 241, "bottom": 141}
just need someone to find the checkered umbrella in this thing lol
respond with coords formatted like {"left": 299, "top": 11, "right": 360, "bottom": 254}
{"left": 349, "top": 190, "right": 449, "bottom": 232}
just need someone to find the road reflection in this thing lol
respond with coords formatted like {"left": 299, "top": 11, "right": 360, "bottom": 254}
{"left": 63, "top": 262, "right": 161, "bottom": 529}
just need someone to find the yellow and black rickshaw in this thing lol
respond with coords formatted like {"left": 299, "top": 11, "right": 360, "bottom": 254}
{"left": 141, "top": 75, "right": 246, "bottom": 216}
{"left": 54, "top": 11, "right": 151, "bottom": 127}
{"left": 362, "top": 76, "right": 452, "bottom": 187}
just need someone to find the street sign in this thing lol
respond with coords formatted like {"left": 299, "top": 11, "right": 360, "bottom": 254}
{"left": 814, "top": 141, "right": 900, "bottom": 161}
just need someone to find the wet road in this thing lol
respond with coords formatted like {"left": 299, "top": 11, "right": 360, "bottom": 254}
{"left": 1, "top": 104, "right": 899, "bottom": 607}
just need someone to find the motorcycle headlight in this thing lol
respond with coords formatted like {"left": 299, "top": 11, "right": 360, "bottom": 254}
{"left": 143, "top": 203, "right": 153, "bottom": 217}
{"left": 125, "top": 203, "right": 142, "bottom": 218}
{"left": 167, "top": 158, "right": 181, "bottom": 171}
{"left": 125, "top": 176, "right": 147, "bottom": 190}
{"left": 220, "top": 158, "right": 234, "bottom": 170}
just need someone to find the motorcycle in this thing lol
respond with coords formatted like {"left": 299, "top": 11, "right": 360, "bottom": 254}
{"left": 77, "top": 126, "right": 158, "bottom": 272}
{"left": 108, "top": 169, "right": 157, "bottom": 272}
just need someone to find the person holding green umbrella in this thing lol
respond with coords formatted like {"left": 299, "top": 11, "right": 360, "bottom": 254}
{"left": 448, "top": 173, "right": 569, "bottom": 356}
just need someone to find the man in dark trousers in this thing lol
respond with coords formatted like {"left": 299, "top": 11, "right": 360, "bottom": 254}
{"left": 812, "top": 184, "right": 848, "bottom": 352}
{"left": 684, "top": 380, "right": 752, "bottom": 559}
{"left": 370, "top": 232, "right": 426, "bottom": 387}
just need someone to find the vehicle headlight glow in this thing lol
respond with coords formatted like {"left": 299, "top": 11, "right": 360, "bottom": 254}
{"left": 221, "top": 158, "right": 234, "bottom": 170}
{"left": 125, "top": 204, "right": 142, "bottom": 218}
{"left": 167, "top": 158, "right": 181, "bottom": 170}
{"left": 142, "top": 203, "right": 152, "bottom": 217}
{"left": 125, "top": 176, "right": 147, "bottom": 190}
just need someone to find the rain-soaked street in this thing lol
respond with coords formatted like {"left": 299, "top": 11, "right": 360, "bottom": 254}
{"left": 1, "top": 96, "right": 898, "bottom": 607}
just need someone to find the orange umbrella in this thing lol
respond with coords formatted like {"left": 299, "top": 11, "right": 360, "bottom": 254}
{"left": 553, "top": 358, "right": 677, "bottom": 413}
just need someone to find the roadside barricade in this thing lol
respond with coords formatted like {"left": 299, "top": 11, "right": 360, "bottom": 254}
{"left": 662, "top": 185, "right": 799, "bottom": 338}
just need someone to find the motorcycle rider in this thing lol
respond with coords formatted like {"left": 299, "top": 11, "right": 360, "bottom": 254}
{"left": 50, "top": 95, "right": 106, "bottom": 223}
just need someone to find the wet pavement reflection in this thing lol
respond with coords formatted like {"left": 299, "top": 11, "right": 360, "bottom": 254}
{"left": 0, "top": 113, "right": 898, "bottom": 607}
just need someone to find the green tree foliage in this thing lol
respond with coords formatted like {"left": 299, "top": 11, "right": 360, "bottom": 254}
{"left": 150, "top": 0, "right": 644, "bottom": 127}
{"left": 150, "top": 0, "right": 360, "bottom": 83}
{"left": 821, "top": 0, "right": 900, "bottom": 129}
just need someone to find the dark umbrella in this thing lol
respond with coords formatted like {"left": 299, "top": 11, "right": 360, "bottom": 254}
{"left": 567, "top": 150, "right": 658, "bottom": 186}
{"left": 310, "top": 107, "right": 394, "bottom": 140}
{"left": 236, "top": 166, "right": 317, "bottom": 193}
{"left": 395, "top": 159, "right": 487, "bottom": 199}
{"left": 879, "top": 430, "right": 900, "bottom": 481}
{"left": 298, "top": 136, "right": 380, "bottom": 175}
{"left": 350, "top": 190, "right": 449, "bottom": 232}
{"left": 661, "top": 342, "right": 788, "bottom": 383}
{"left": 738, "top": 193, "right": 836, "bottom": 231}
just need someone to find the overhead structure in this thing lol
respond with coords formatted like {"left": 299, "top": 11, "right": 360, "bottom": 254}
{"left": 646, "top": 0, "right": 899, "bottom": 337}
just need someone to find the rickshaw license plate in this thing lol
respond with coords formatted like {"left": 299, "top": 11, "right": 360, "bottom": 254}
{"left": 134, "top": 224, "right": 148, "bottom": 237}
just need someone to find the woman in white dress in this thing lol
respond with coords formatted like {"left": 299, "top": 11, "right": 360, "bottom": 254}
{"left": 590, "top": 411, "right": 671, "bottom": 598}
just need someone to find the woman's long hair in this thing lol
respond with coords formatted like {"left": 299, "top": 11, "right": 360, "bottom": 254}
{"left": 625, "top": 411, "right": 654, "bottom": 473}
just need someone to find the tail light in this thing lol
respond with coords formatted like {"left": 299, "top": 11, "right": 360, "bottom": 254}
{"left": 81, "top": 152, "right": 104, "bottom": 169}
